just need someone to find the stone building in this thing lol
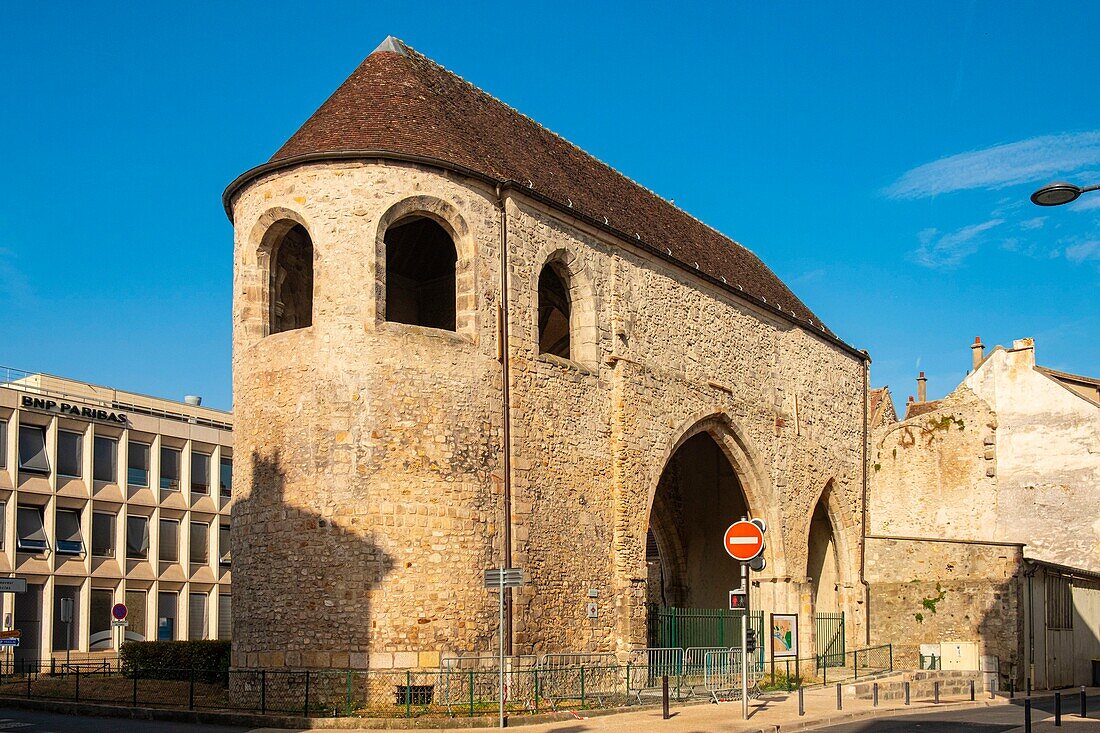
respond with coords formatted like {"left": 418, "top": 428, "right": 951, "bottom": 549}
{"left": 867, "top": 336, "right": 1100, "bottom": 687}
{"left": 223, "top": 37, "right": 869, "bottom": 671}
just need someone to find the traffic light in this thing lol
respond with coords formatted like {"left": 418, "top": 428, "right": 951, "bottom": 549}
{"left": 729, "top": 589, "right": 747, "bottom": 610}
{"left": 746, "top": 628, "right": 757, "bottom": 654}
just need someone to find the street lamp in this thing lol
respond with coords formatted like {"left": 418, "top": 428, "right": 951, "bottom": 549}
{"left": 1030, "top": 181, "right": 1100, "bottom": 206}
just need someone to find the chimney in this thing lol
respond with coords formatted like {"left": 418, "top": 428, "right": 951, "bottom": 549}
{"left": 917, "top": 372, "right": 927, "bottom": 403}
{"left": 971, "top": 336, "right": 984, "bottom": 371}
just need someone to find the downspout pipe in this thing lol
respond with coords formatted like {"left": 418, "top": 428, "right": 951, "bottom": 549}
{"left": 495, "top": 184, "right": 514, "bottom": 656}
{"left": 860, "top": 351, "right": 872, "bottom": 645}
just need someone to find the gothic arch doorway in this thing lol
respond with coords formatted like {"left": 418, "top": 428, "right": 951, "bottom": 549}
{"left": 646, "top": 432, "right": 750, "bottom": 610}
{"left": 807, "top": 490, "right": 842, "bottom": 614}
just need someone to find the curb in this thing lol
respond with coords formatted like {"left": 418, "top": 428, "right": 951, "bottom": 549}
{"left": 761, "top": 698, "right": 1008, "bottom": 732}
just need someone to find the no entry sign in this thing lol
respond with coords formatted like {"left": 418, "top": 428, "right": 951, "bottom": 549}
{"left": 723, "top": 520, "right": 765, "bottom": 562}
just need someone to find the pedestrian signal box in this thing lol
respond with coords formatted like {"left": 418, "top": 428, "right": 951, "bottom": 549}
{"left": 729, "top": 589, "right": 747, "bottom": 610}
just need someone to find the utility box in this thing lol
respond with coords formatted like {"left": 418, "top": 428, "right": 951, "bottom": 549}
{"left": 940, "top": 641, "right": 979, "bottom": 671}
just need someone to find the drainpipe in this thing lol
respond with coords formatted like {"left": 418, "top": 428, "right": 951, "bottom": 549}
{"left": 860, "top": 352, "right": 872, "bottom": 645}
{"left": 495, "top": 184, "right": 514, "bottom": 656}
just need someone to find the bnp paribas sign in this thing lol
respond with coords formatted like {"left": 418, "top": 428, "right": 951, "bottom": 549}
{"left": 21, "top": 395, "right": 128, "bottom": 425}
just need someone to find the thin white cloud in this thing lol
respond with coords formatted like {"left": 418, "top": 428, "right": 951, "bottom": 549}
{"left": 912, "top": 219, "right": 1004, "bottom": 269}
{"left": 1065, "top": 240, "right": 1100, "bottom": 263}
{"left": 885, "top": 131, "right": 1100, "bottom": 199}
{"left": 1019, "top": 217, "right": 1046, "bottom": 230}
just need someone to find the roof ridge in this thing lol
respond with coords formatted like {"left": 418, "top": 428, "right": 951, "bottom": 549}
{"left": 394, "top": 41, "right": 777, "bottom": 296}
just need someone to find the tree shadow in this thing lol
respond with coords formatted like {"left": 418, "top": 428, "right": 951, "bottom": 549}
{"left": 231, "top": 450, "right": 394, "bottom": 670}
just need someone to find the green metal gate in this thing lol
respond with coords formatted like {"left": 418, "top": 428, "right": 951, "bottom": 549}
{"left": 648, "top": 605, "right": 764, "bottom": 656}
{"left": 815, "top": 612, "right": 845, "bottom": 668}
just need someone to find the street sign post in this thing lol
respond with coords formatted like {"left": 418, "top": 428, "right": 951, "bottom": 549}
{"left": 725, "top": 517, "right": 768, "bottom": 720}
{"left": 485, "top": 568, "right": 524, "bottom": 729}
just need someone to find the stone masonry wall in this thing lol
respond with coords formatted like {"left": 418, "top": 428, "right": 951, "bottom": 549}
{"left": 865, "top": 536, "right": 1023, "bottom": 680}
{"left": 230, "top": 160, "right": 867, "bottom": 669}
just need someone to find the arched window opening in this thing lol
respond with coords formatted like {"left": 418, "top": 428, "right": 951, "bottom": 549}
{"left": 538, "top": 264, "right": 571, "bottom": 359}
{"left": 807, "top": 498, "right": 841, "bottom": 613}
{"left": 384, "top": 217, "right": 457, "bottom": 331}
{"left": 269, "top": 223, "right": 313, "bottom": 334}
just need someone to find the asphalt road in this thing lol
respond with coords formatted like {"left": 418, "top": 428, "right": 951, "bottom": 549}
{"left": 0, "top": 708, "right": 250, "bottom": 733}
{"left": 809, "top": 694, "right": 1100, "bottom": 732}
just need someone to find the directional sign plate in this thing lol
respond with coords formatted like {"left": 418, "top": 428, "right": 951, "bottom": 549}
{"left": 483, "top": 568, "right": 525, "bottom": 589}
{"left": 0, "top": 638, "right": 19, "bottom": 647}
{"left": 0, "top": 579, "right": 27, "bottom": 594}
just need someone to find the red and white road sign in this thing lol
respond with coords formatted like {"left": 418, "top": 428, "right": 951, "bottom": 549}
{"left": 723, "top": 520, "right": 765, "bottom": 561}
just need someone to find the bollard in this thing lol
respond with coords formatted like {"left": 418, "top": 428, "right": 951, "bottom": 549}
{"left": 836, "top": 683, "right": 842, "bottom": 710}
{"left": 1055, "top": 692, "right": 1062, "bottom": 726}
{"left": 873, "top": 682, "right": 878, "bottom": 707}
{"left": 1025, "top": 698, "right": 1032, "bottom": 733}
{"left": 1010, "top": 678, "right": 1015, "bottom": 699}
{"left": 1082, "top": 686, "right": 1088, "bottom": 719}
{"left": 1027, "top": 677, "right": 1032, "bottom": 698}
{"left": 798, "top": 686, "right": 804, "bottom": 716}
{"left": 970, "top": 679, "right": 975, "bottom": 701}
{"left": 905, "top": 680, "right": 910, "bottom": 705}
{"left": 662, "top": 675, "right": 669, "bottom": 720}
{"left": 934, "top": 681, "right": 939, "bottom": 704}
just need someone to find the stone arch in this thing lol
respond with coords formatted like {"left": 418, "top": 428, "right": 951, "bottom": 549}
{"left": 374, "top": 195, "right": 476, "bottom": 337}
{"left": 803, "top": 479, "right": 856, "bottom": 614}
{"left": 250, "top": 208, "right": 315, "bottom": 337}
{"left": 531, "top": 246, "right": 599, "bottom": 369}
{"left": 642, "top": 411, "right": 784, "bottom": 614}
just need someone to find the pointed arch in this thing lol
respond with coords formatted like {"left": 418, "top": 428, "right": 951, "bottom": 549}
{"left": 804, "top": 479, "right": 857, "bottom": 614}
{"left": 531, "top": 246, "right": 598, "bottom": 369}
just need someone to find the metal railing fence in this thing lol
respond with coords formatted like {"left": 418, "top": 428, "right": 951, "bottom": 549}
{"left": 0, "top": 645, "right": 892, "bottom": 719}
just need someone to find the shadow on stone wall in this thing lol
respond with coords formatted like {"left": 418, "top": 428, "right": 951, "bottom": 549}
{"left": 232, "top": 450, "right": 394, "bottom": 670}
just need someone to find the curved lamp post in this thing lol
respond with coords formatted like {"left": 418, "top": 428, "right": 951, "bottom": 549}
{"left": 1030, "top": 181, "right": 1100, "bottom": 206}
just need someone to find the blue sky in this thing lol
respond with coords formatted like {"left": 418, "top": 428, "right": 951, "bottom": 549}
{"left": 2, "top": 3, "right": 1098, "bottom": 411}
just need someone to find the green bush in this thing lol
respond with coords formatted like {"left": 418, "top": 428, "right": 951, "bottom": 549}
{"left": 120, "top": 640, "right": 231, "bottom": 682}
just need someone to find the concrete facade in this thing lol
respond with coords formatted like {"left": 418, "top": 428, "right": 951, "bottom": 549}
{"left": 0, "top": 369, "right": 233, "bottom": 667}
{"left": 228, "top": 160, "right": 868, "bottom": 670}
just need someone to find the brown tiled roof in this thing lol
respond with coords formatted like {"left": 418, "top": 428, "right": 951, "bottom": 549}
{"left": 230, "top": 37, "right": 844, "bottom": 342}
{"left": 904, "top": 399, "right": 943, "bottom": 420}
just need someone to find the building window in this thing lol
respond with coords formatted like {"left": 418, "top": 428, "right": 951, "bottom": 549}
{"left": 158, "top": 519, "right": 179, "bottom": 563}
{"left": 0, "top": 502, "right": 5, "bottom": 550}
{"left": 53, "top": 585, "right": 79, "bottom": 651}
{"left": 126, "top": 590, "right": 147, "bottom": 641}
{"left": 188, "top": 592, "right": 207, "bottom": 640}
{"left": 57, "top": 430, "right": 83, "bottom": 478}
{"left": 93, "top": 436, "right": 118, "bottom": 483}
{"left": 126, "top": 515, "right": 149, "bottom": 559}
{"left": 18, "top": 425, "right": 49, "bottom": 474}
{"left": 219, "top": 457, "right": 232, "bottom": 499}
{"left": 219, "top": 523, "right": 231, "bottom": 567}
{"left": 0, "top": 420, "right": 6, "bottom": 468}
{"left": 538, "top": 263, "right": 572, "bottom": 359}
{"left": 190, "top": 522, "right": 209, "bottom": 565}
{"left": 191, "top": 452, "right": 210, "bottom": 495}
{"left": 217, "top": 593, "right": 231, "bottom": 640}
{"left": 91, "top": 511, "right": 115, "bottom": 557}
{"left": 55, "top": 508, "right": 84, "bottom": 555}
{"left": 268, "top": 223, "right": 313, "bottom": 334}
{"left": 384, "top": 216, "right": 457, "bottom": 331}
{"left": 160, "top": 446, "right": 181, "bottom": 491}
{"left": 16, "top": 506, "right": 48, "bottom": 552}
{"left": 128, "top": 441, "right": 150, "bottom": 487}
{"left": 89, "top": 588, "right": 114, "bottom": 650}
{"left": 157, "top": 591, "right": 177, "bottom": 640}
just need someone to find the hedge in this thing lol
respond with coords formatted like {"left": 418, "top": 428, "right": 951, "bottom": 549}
{"left": 120, "top": 640, "right": 231, "bottom": 682}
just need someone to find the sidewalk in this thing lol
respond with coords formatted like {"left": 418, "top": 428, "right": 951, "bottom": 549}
{"left": 251, "top": 684, "right": 1100, "bottom": 732}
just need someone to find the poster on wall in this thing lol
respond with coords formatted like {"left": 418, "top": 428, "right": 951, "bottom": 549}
{"left": 771, "top": 613, "right": 798, "bottom": 658}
